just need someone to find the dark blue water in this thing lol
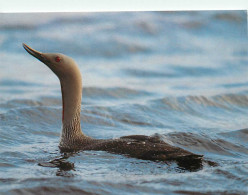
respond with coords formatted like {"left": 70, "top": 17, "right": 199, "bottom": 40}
{"left": 0, "top": 11, "right": 248, "bottom": 194}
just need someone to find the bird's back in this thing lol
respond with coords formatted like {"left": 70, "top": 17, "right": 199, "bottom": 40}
{"left": 79, "top": 135, "right": 203, "bottom": 170}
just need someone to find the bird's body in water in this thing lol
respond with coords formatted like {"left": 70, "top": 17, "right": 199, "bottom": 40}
{"left": 23, "top": 43, "right": 203, "bottom": 169}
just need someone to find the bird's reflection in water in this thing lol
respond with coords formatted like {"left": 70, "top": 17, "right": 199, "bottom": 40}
{"left": 38, "top": 151, "right": 213, "bottom": 176}
{"left": 38, "top": 152, "right": 75, "bottom": 177}
{"left": 178, "top": 158, "right": 218, "bottom": 172}
{"left": 176, "top": 157, "right": 203, "bottom": 171}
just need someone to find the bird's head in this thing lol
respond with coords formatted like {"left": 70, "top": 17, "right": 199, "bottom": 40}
{"left": 22, "top": 43, "right": 80, "bottom": 80}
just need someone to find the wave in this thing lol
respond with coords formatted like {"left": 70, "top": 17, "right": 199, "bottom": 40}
{"left": 161, "top": 131, "right": 248, "bottom": 158}
{"left": 3, "top": 87, "right": 247, "bottom": 108}
{"left": 1, "top": 92, "right": 247, "bottom": 132}
{"left": 8, "top": 186, "right": 96, "bottom": 195}
{"left": 0, "top": 87, "right": 152, "bottom": 108}
{"left": 151, "top": 94, "right": 248, "bottom": 111}
{"left": 83, "top": 87, "right": 152, "bottom": 100}
{"left": 213, "top": 12, "right": 245, "bottom": 23}
{"left": 1, "top": 99, "right": 247, "bottom": 157}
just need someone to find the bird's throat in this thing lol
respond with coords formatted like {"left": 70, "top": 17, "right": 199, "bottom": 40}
{"left": 59, "top": 77, "right": 86, "bottom": 148}
{"left": 60, "top": 76, "right": 82, "bottom": 130}
{"left": 61, "top": 84, "right": 65, "bottom": 123}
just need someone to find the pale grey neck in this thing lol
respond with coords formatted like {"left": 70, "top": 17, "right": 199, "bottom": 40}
{"left": 60, "top": 73, "right": 85, "bottom": 140}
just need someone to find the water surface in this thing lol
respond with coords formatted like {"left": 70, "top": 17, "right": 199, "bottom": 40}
{"left": 0, "top": 11, "right": 248, "bottom": 194}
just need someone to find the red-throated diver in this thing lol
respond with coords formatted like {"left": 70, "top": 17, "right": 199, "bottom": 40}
{"left": 23, "top": 43, "right": 203, "bottom": 167}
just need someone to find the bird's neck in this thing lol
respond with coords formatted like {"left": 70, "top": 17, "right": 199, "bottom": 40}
{"left": 60, "top": 75, "right": 84, "bottom": 139}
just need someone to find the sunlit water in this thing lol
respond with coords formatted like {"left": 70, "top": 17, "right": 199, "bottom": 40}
{"left": 0, "top": 11, "right": 248, "bottom": 194}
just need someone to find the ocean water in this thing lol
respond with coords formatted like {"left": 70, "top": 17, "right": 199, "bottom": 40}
{"left": 0, "top": 11, "right": 248, "bottom": 194}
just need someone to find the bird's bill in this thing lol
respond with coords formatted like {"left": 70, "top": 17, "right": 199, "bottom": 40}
{"left": 22, "top": 43, "right": 45, "bottom": 62}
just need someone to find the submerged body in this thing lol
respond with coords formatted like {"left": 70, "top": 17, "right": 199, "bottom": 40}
{"left": 23, "top": 43, "right": 203, "bottom": 168}
{"left": 61, "top": 135, "right": 203, "bottom": 169}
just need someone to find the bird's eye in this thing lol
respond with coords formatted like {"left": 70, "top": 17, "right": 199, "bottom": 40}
{"left": 55, "top": 56, "right": 61, "bottom": 62}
